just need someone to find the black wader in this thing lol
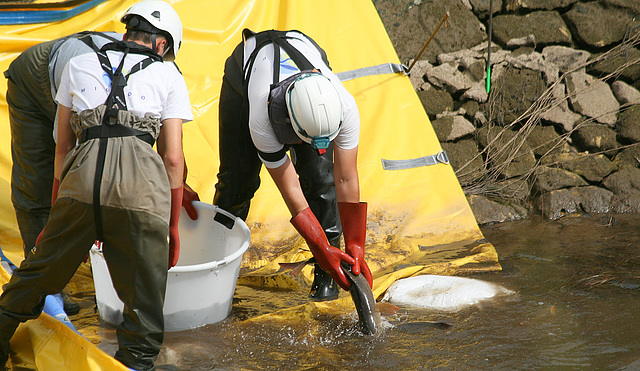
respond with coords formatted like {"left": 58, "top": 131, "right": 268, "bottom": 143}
{"left": 5, "top": 40, "right": 58, "bottom": 256}
{"left": 214, "top": 30, "right": 342, "bottom": 301}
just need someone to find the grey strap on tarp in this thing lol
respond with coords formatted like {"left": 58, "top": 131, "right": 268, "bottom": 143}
{"left": 336, "top": 62, "right": 407, "bottom": 82}
{"left": 381, "top": 150, "right": 450, "bottom": 171}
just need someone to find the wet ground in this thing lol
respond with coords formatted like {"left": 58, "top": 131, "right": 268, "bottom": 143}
{"left": 93, "top": 213, "right": 640, "bottom": 370}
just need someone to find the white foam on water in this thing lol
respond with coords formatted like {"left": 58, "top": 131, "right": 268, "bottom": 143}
{"left": 382, "top": 275, "right": 514, "bottom": 312}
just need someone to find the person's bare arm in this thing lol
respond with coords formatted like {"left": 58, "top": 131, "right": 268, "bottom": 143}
{"left": 156, "top": 118, "right": 184, "bottom": 188}
{"left": 266, "top": 157, "right": 309, "bottom": 217}
{"left": 54, "top": 105, "right": 76, "bottom": 180}
{"left": 334, "top": 145, "right": 360, "bottom": 203}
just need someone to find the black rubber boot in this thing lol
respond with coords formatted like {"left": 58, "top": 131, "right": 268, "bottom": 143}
{"left": 0, "top": 318, "right": 19, "bottom": 371}
{"left": 0, "top": 343, "right": 8, "bottom": 371}
{"left": 61, "top": 291, "right": 80, "bottom": 316}
{"left": 309, "top": 263, "right": 339, "bottom": 302}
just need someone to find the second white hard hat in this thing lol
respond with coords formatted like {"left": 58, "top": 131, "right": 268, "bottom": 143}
{"left": 285, "top": 72, "right": 343, "bottom": 150}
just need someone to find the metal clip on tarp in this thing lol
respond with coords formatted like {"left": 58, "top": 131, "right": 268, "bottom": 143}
{"left": 381, "top": 150, "right": 449, "bottom": 171}
{"left": 336, "top": 63, "right": 408, "bottom": 82}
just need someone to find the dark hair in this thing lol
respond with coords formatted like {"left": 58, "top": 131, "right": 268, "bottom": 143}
{"left": 125, "top": 29, "right": 168, "bottom": 45}
{"left": 124, "top": 15, "right": 172, "bottom": 48}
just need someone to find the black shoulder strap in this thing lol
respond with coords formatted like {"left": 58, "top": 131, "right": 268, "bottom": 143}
{"left": 97, "top": 41, "right": 161, "bottom": 124}
{"left": 243, "top": 29, "right": 331, "bottom": 87}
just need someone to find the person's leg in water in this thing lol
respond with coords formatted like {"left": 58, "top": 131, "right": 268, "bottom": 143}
{"left": 102, "top": 205, "right": 169, "bottom": 371}
{"left": 0, "top": 198, "right": 95, "bottom": 368}
{"left": 7, "top": 53, "right": 81, "bottom": 316}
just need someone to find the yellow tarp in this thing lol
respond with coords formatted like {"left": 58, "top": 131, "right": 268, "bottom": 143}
{"left": 0, "top": 0, "right": 500, "bottom": 369}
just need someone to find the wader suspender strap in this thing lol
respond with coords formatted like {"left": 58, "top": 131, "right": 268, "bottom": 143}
{"left": 83, "top": 42, "right": 159, "bottom": 242}
{"left": 244, "top": 30, "right": 330, "bottom": 160}
{"left": 244, "top": 30, "right": 329, "bottom": 93}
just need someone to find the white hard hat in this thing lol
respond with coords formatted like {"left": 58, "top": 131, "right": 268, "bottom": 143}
{"left": 285, "top": 73, "right": 343, "bottom": 150}
{"left": 121, "top": 0, "right": 183, "bottom": 61}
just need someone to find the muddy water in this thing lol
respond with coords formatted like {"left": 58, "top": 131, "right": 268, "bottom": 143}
{"left": 96, "top": 213, "right": 640, "bottom": 370}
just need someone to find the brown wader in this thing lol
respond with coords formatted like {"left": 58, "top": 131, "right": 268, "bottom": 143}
{"left": 0, "top": 103, "right": 171, "bottom": 370}
{"left": 214, "top": 31, "right": 342, "bottom": 301}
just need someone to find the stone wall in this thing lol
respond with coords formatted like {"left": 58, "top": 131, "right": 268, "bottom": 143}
{"left": 373, "top": 0, "right": 640, "bottom": 224}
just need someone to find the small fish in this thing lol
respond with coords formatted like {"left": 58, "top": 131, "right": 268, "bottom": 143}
{"left": 395, "top": 320, "right": 453, "bottom": 333}
{"left": 376, "top": 301, "right": 400, "bottom": 316}
{"left": 278, "top": 257, "right": 316, "bottom": 276}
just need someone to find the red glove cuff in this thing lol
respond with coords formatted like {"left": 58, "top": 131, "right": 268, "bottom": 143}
{"left": 169, "top": 186, "right": 183, "bottom": 269}
{"left": 51, "top": 178, "right": 60, "bottom": 205}
{"left": 170, "top": 186, "right": 184, "bottom": 226}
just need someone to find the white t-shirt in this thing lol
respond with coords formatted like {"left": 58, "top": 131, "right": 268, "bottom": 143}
{"left": 49, "top": 32, "right": 123, "bottom": 100}
{"left": 244, "top": 31, "right": 360, "bottom": 168}
{"left": 56, "top": 48, "right": 192, "bottom": 124}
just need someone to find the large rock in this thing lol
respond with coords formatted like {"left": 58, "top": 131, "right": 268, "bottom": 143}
{"left": 610, "top": 191, "right": 640, "bottom": 213}
{"left": 427, "top": 59, "right": 484, "bottom": 97}
{"left": 432, "top": 115, "right": 476, "bottom": 142}
{"left": 373, "top": 0, "right": 486, "bottom": 64}
{"left": 505, "top": 0, "right": 578, "bottom": 11}
{"left": 490, "top": 66, "right": 547, "bottom": 126}
{"left": 603, "top": 167, "right": 640, "bottom": 212}
{"left": 540, "top": 82, "right": 583, "bottom": 133}
{"left": 571, "top": 124, "right": 618, "bottom": 153}
{"left": 492, "top": 11, "right": 572, "bottom": 48}
{"left": 617, "top": 105, "right": 640, "bottom": 144}
{"left": 441, "top": 139, "right": 485, "bottom": 185}
{"left": 541, "top": 46, "right": 590, "bottom": 73}
{"left": 494, "top": 177, "right": 531, "bottom": 201}
{"left": 541, "top": 153, "right": 617, "bottom": 182}
{"left": 417, "top": 87, "right": 454, "bottom": 119}
{"left": 407, "top": 60, "right": 433, "bottom": 90}
{"left": 527, "top": 124, "right": 570, "bottom": 157}
{"left": 563, "top": 2, "right": 639, "bottom": 48}
{"left": 467, "top": 195, "right": 527, "bottom": 225}
{"left": 468, "top": 0, "right": 503, "bottom": 18}
{"left": 588, "top": 47, "right": 640, "bottom": 87}
{"left": 601, "top": 0, "right": 640, "bottom": 15}
{"left": 533, "top": 166, "right": 588, "bottom": 194}
{"left": 476, "top": 126, "right": 536, "bottom": 178}
{"left": 565, "top": 71, "right": 619, "bottom": 125}
{"left": 612, "top": 81, "right": 640, "bottom": 106}
{"left": 602, "top": 166, "right": 640, "bottom": 195}
{"left": 613, "top": 144, "right": 640, "bottom": 168}
{"left": 536, "top": 186, "right": 613, "bottom": 219}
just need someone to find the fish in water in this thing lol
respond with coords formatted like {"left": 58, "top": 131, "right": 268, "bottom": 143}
{"left": 279, "top": 258, "right": 393, "bottom": 335}
{"left": 278, "top": 257, "right": 318, "bottom": 276}
{"left": 394, "top": 320, "right": 453, "bottom": 333}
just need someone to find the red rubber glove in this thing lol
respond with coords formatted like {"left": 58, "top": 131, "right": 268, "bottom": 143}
{"left": 339, "top": 202, "right": 373, "bottom": 288}
{"left": 169, "top": 186, "right": 183, "bottom": 269}
{"left": 36, "top": 178, "right": 61, "bottom": 245}
{"left": 182, "top": 183, "right": 199, "bottom": 220}
{"left": 291, "top": 207, "right": 355, "bottom": 290}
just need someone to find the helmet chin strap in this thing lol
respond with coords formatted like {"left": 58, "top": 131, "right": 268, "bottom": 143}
{"left": 151, "top": 33, "right": 170, "bottom": 58}
{"left": 151, "top": 33, "right": 157, "bottom": 54}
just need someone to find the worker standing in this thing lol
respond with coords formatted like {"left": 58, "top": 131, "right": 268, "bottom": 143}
{"left": 5, "top": 29, "right": 124, "bottom": 314}
{"left": 213, "top": 29, "right": 373, "bottom": 301}
{"left": 0, "top": 1, "right": 192, "bottom": 370}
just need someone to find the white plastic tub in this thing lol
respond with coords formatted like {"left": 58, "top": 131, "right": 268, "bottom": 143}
{"left": 90, "top": 201, "right": 251, "bottom": 332}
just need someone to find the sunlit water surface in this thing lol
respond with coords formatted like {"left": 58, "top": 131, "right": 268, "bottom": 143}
{"left": 94, "top": 213, "right": 640, "bottom": 370}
